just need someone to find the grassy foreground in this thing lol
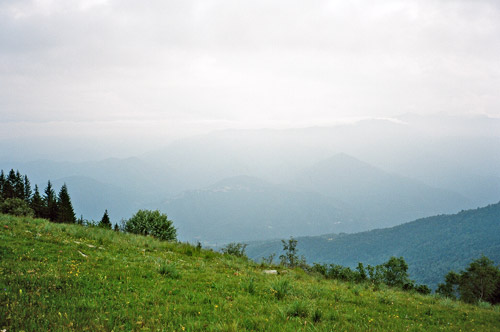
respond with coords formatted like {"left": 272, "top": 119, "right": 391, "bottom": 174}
{"left": 1, "top": 214, "right": 499, "bottom": 331}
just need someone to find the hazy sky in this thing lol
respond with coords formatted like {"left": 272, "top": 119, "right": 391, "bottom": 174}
{"left": 1, "top": 0, "right": 500, "bottom": 146}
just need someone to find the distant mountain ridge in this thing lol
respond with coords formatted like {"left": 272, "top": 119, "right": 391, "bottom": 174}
{"left": 246, "top": 201, "right": 500, "bottom": 289}
{"left": 290, "top": 153, "right": 471, "bottom": 228}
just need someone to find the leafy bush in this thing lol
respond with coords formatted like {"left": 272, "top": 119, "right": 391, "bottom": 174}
{"left": 415, "top": 284, "right": 431, "bottom": 295}
{"left": 438, "top": 256, "right": 500, "bottom": 304}
{"left": 1, "top": 198, "right": 34, "bottom": 217}
{"left": 124, "top": 209, "right": 177, "bottom": 241}
{"left": 221, "top": 242, "right": 247, "bottom": 257}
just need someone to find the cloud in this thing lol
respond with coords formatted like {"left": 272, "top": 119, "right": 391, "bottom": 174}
{"left": 0, "top": 0, "right": 499, "bottom": 131}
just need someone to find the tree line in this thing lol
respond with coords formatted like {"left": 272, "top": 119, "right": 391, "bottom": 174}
{"left": 226, "top": 236, "right": 500, "bottom": 306}
{"left": 0, "top": 169, "right": 76, "bottom": 223}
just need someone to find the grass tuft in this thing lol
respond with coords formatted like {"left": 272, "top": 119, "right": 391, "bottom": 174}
{"left": 271, "top": 279, "right": 291, "bottom": 300}
{"left": 158, "top": 262, "right": 180, "bottom": 279}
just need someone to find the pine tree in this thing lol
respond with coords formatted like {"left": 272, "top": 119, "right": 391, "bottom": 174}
{"left": 30, "top": 185, "right": 45, "bottom": 218}
{"left": 56, "top": 183, "right": 76, "bottom": 223}
{"left": 99, "top": 210, "right": 112, "bottom": 229}
{"left": 0, "top": 170, "right": 5, "bottom": 203}
{"left": 23, "top": 175, "right": 32, "bottom": 203}
{"left": 44, "top": 181, "right": 58, "bottom": 221}
{"left": 4, "top": 169, "right": 16, "bottom": 199}
{"left": 14, "top": 170, "right": 25, "bottom": 200}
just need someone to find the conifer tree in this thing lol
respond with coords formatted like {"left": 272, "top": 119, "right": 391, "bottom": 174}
{"left": 56, "top": 183, "right": 76, "bottom": 223}
{"left": 44, "top": 181, "right": 58, "bottom": 221}
{"left": 23, "top": 175, "right": 32, "bottom": 203}
{"left": 14, "top": 170, "right": 25, "bottom": 200}
{"left": 4, "top": 169, "right": 16, "bottom": 199}
{"left": 0, "top": 170, "right": 5, "bottom": 203}
{"left": 30, "top": 185, "right": 44, "bottom": 218}
{"left": 99, "top": 210, "right": 112, "bottom": 229}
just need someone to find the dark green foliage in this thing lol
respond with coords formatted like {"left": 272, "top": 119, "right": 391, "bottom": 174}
{"left": 436, "top": 271, "right": 460, "bottom": 299}
{"left": 356, "top": 262, "right": 367, "bottom": 282}
{"left": 1, "top": 198, "right": 34, "bottom": 217}
{"left": 30, "top": 185, "right": 44, "bottom": 218}
{"left": 113, "top": 223, "right": 119, "bottom": 232}
{"left": 280, "top": 237, "right": 300, "bottom": 268}
{"left": 43, "top": 181, "right": 58, "bottom": 221}
{"left": 312, "top": 256, "right": 425, "bottom": 295}
{"left": 0, "top": 170, "right": 76, "bottom": 224}
{"left": 3, "top": 170, "right": 16, "bottom": 199}
{"left": 437, "top": 256, "right": 500, "bottom": 305}
{"left": 0, "top": 170, "right": 5, "bottom": 202}
{"left": 23, "top": 175, "right": 32, "bottom": 203}
{"left": 381, "top": 256, "right": 411, "bottom": 288}
{"left": 415, "top": 284, "right": 431, "bottom": 295}
{"left": 14, "top": 171, "right": 25, "bottom": 200}
{"left": 221, "top": 242, "right": 247, "bottom": 257}
{"left": 459, "top": 256, "right": 500, "bottom": 304}
{"left": 99, "top": 210, "right": 112, "bottom": 229}
{"left": 124, "top": 209, "right": 177, "bottom": 241}
{"left": 56, "top": 184, "right": 76, "bottom": 223}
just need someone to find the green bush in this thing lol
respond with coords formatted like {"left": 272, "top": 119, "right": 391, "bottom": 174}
{"left": 221, "top": 242, "right": 247, "bottom": 257}
{"left": 1, "top": 198, "right": 34, "bottom": 217}
{"left": 124, "top": 209, "right": 177, "bottom": 241}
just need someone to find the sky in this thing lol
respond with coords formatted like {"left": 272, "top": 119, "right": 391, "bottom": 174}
{"left": 1, "top": 0, "right": 500, "bottom": 155}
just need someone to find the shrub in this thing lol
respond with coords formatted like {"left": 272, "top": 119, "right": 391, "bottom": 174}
{"left": 124, "top": 209, "right": 177, "bottom": 241}
{"left": 1, "top": 198, "right": 34, "bottom": 217}
{"left": 415, "top": 284, "right": 431, "bottom": 295}
{"left": 221, "top": 242, "right": 247, "bottom": 257}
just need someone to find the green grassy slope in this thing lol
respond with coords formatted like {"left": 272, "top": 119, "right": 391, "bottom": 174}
{"left": 1, "top": 214, "right": 499, "bottom": 331}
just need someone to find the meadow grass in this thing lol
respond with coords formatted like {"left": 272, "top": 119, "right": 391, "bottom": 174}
{"left": 1, "top": 214, "right": 499, "bottom": 331}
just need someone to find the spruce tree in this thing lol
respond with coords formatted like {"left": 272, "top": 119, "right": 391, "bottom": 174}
{"left": 4, "top": 169, "right": 16, "bottom": 199}
{"left": 30, "top": 185, "right": 45, "bottom": 218}
{"left": 14, "top": 170, "right": 25, "bottom": 200}
{"left": 99, "top": 210, "right": 112, "bottom": 229}
{"left": 23, "top": 175, "right": 32, "bottom": 203}
{"left": 56, "top": 183, "right": 76, "bottom": 223}
{"left": 0, "top": 170, "right": 5, "bottom": 203}
{"left": 44, "top": 181, "right": 58, "bottom": 221}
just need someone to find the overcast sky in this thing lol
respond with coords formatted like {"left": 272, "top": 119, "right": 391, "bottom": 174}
{"left": 1, "top": 0, "right": 500, "bottom": 147}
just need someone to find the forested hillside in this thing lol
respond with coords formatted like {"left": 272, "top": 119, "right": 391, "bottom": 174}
{"left": 246, "top": 202, "right": 500, "bottom": 289}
